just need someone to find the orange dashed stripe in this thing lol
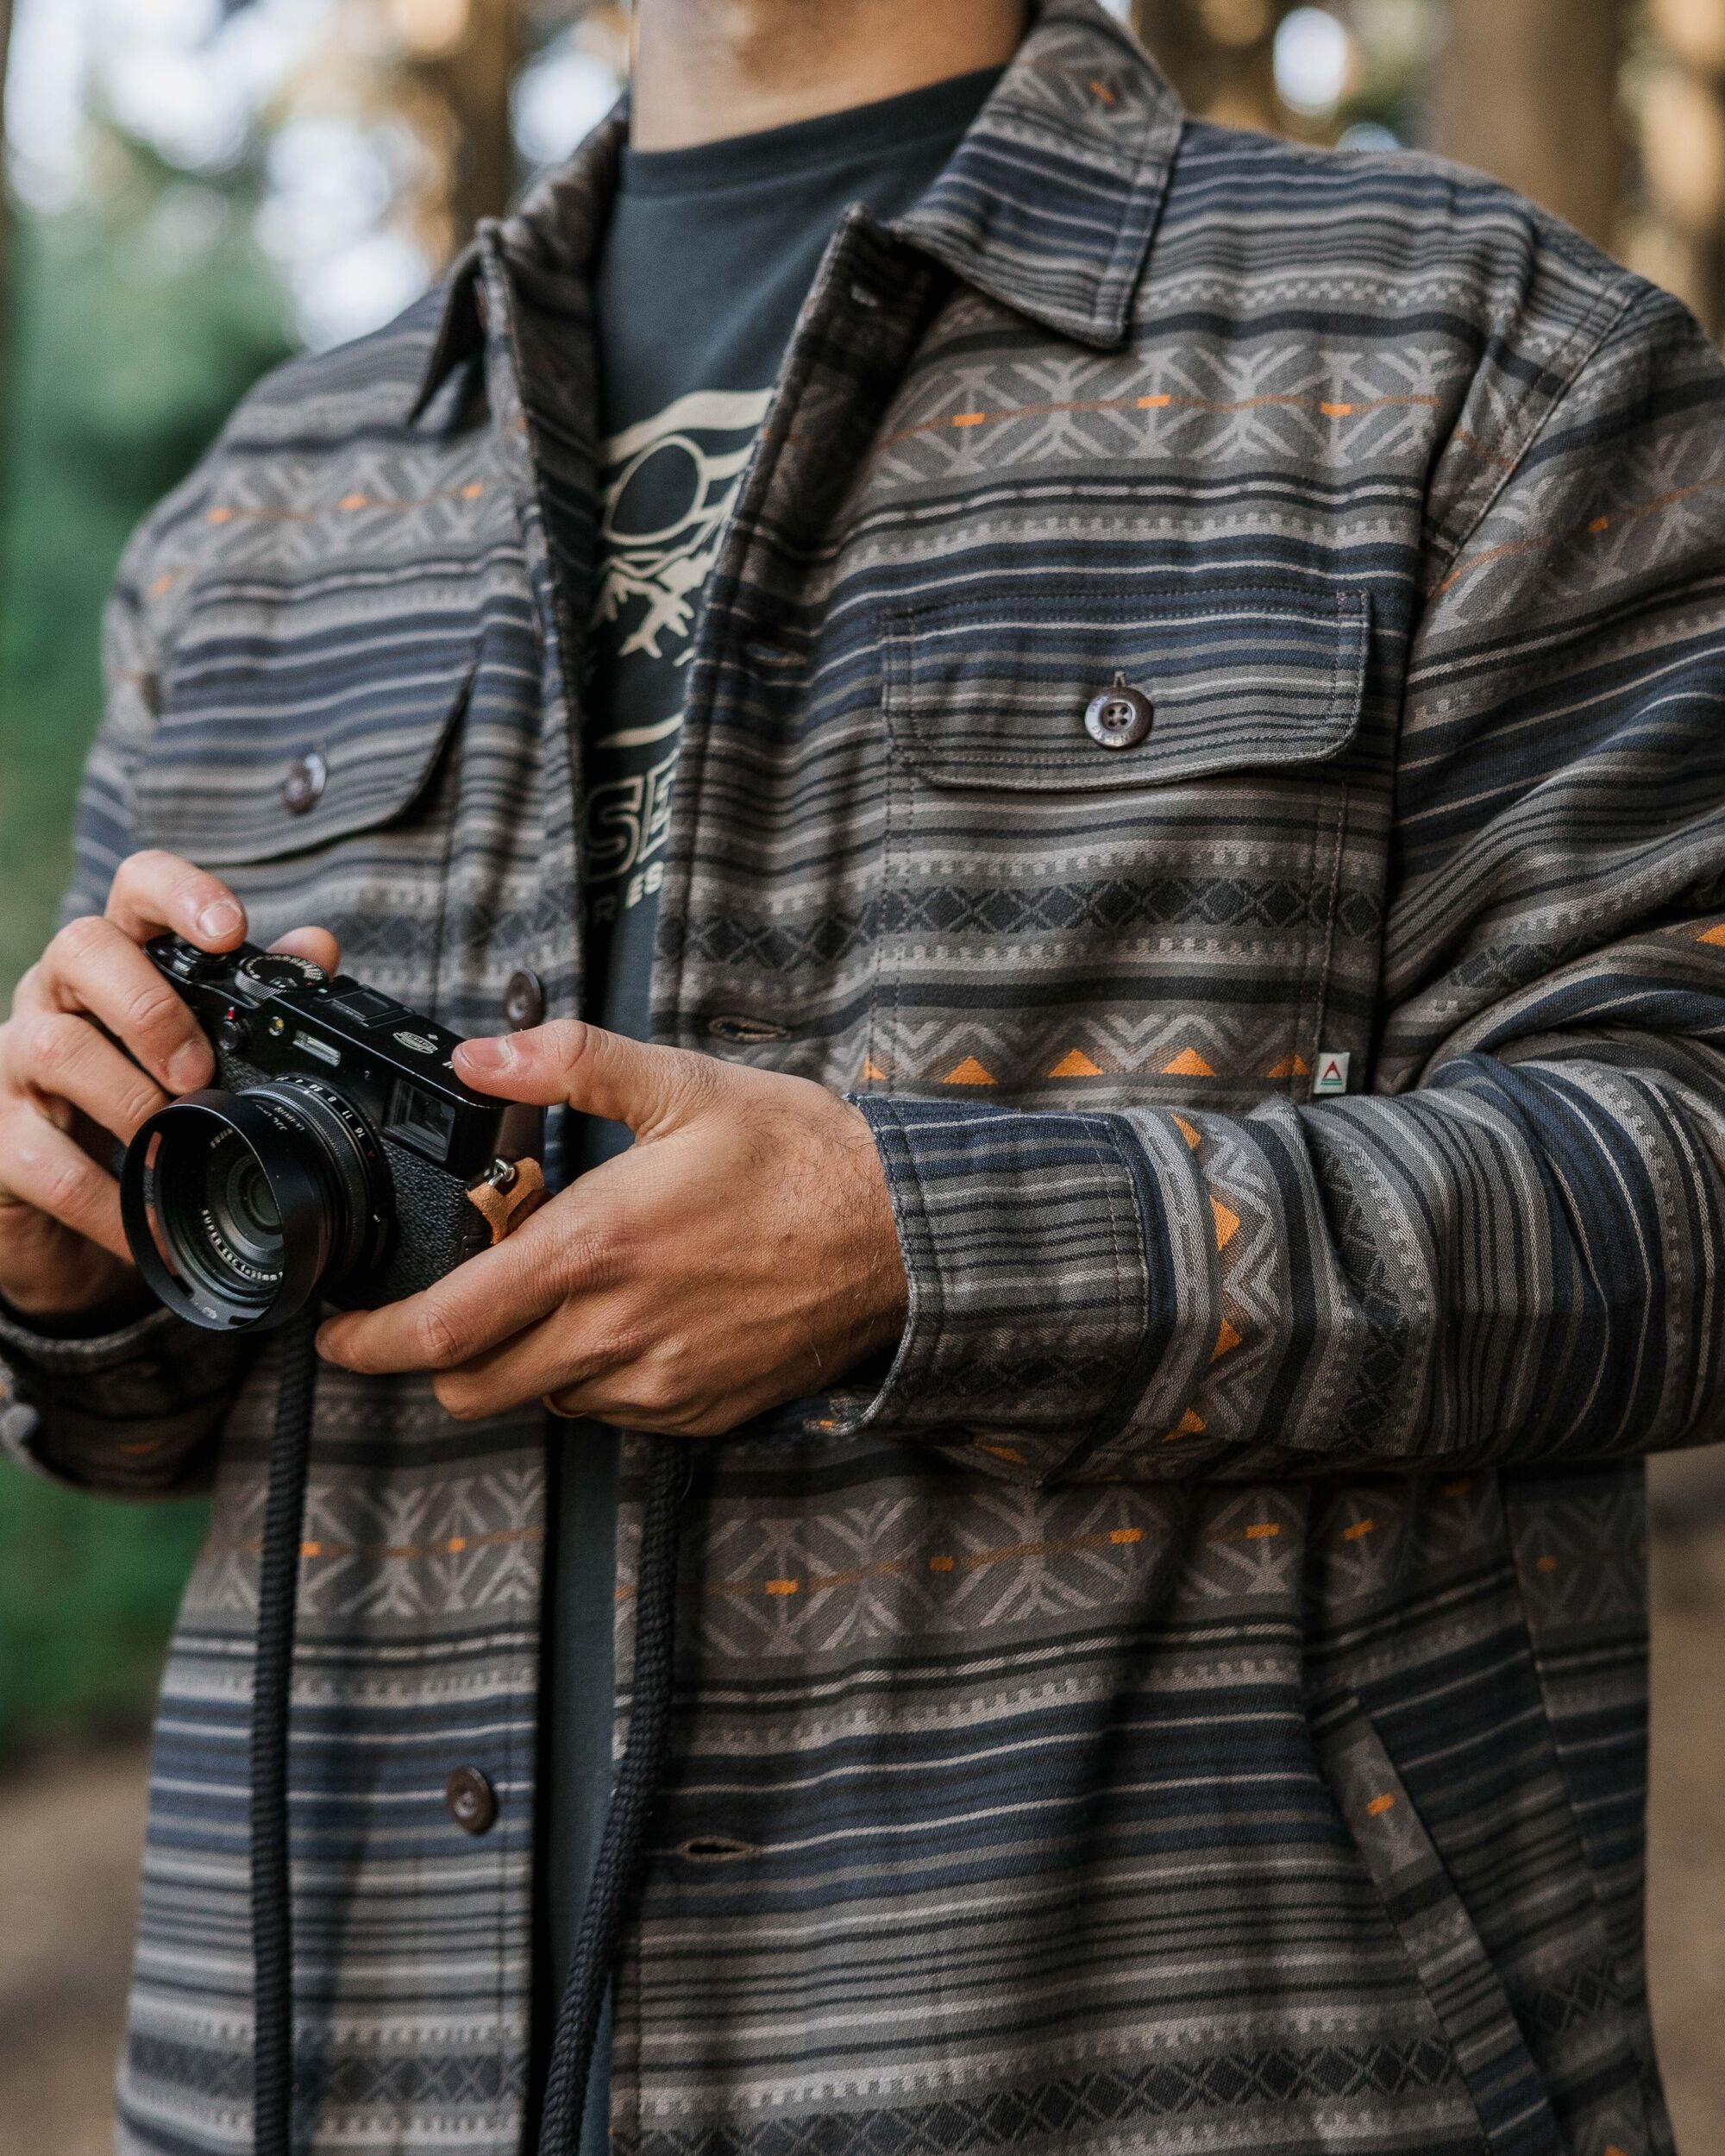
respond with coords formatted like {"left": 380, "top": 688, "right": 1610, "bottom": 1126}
{"left": 1365, "top": 1793, "right": 1396, "bottom": 1818}
{"left": 1342, "top": 1518, "right": 1376, "bottom": 1541}
{"left": 202, "top": 481, "right": 487, "bottom": 528}
{"left": 1439, "top": 471, "right": 1725, "bottom": 593}
{"left": 212, "top": 1524, "right": 541, "bottom": 1566}
{"left": 877, "top": 388, "right": 1444, "bottom": 454}
{"left": 975, "top": 1440, "right": 1026, "bottom": 1464}
{"left": 1536, "top": 1554, "right": 1559, "bottom": 1572}
{"left": 1590, "top": 514, "right": 1610, "bottom": 534}
{"left": 1441, "top": 1478, "right": 1472, "bottom": 1497}
{"left": 706, "top": 1525, "right": 1164, "bottom": 1604}
{"left": 1088, "top": 77, "right": 1118, "bottom": 104}
{"left": 1245, "top": 1523, "right": 1281, "bottom": 1541}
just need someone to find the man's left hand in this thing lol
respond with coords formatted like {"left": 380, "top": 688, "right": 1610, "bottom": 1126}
{"left": 315, "top": 1023, "right": 909, "bottom": 1434}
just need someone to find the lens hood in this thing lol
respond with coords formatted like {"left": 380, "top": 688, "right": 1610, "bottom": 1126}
{"left": 121, "top": 1084, "right": 381, "bottom": 1333}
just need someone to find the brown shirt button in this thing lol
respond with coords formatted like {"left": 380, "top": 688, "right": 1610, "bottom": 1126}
{"left": 281, "top": 751, "right": 327, "bottom": 814}
{"left": 445, "top": 1767, "right": 497, "bottom": 1835}
{"left": 1083, "top": 676, "right": 1154, "bottom": 751}
{"left": 502, "top": 969, "right": 545, "bottom": 1030}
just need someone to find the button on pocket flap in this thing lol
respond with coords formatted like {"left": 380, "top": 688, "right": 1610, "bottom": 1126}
{"left": 137, "top": 613, "right": 480, "bottom": 865}
{"left": 884, "top": 589, "right": 1369, "bottom": 792}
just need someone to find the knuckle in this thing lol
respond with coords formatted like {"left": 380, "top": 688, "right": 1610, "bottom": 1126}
{"left": 114, "top": 847, "right": 176, "bottom": 895}
{"left": 542, "top": 1018, "right": 593, "bottom": 1070}
{"left": 119, "top": 978, "right": 183, "bottom": 1044}
{"left": 34, "top": 1147, "right": 92, "bottom": 1221}
{"left": 53, "top": 914, "right": 110, "bottom": 968}
{"left": 414, "top": 1304, "right": 466, "bottom": 1370}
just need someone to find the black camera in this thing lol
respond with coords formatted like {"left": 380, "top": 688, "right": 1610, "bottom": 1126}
{"left": 119, "top": 935, "right": 543, "bottom": 1334}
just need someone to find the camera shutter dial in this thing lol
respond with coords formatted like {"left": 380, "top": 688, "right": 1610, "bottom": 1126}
{"left": 237, "top": 952, "right": 330, "bottom": 996}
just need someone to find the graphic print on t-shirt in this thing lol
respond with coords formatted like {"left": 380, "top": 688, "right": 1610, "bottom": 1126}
{"left": 584, "top": 385, "right": 772, "bottom": 929}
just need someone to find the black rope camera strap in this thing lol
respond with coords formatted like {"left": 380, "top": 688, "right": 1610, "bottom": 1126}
{"left": 249, "top": 1327, "right": 683, "bottom": 2156}
{"left": 251, "top": 1312, "right": 318, "bottom": 2156}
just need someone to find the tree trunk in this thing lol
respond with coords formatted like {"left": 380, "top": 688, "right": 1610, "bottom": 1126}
{"left": 1438, "top": 0, "right": 1625, "bottom": 248}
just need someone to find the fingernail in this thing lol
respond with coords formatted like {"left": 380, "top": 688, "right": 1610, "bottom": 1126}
{"left": 198, "top": 898, "right": 242, "bottom": 941}
{"left": 458, "top": 1036, "right": 512, "bottom": 1073}
{"left": 167, "top": 1043, "right": 209, "bottom": 1092}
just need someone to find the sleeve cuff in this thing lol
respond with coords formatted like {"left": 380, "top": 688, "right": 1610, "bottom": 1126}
{"left": 822, "top": 1095, "right": 1162, "bottom": 1481}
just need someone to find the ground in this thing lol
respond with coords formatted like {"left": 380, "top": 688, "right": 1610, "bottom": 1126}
{"left": 3, "top": 1460, "right": 1722, "bottom": 2154}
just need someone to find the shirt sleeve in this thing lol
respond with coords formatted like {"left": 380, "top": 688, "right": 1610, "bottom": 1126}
{"left": 1, "top": 477, "right": 250, "bottom": 1499}
{"left": 835, "top": 273, "right": 1725, "bottom": 1487}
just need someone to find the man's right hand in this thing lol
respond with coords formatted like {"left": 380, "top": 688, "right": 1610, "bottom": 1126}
{"left": 0, "top": 850, "right": 339, "bottom": 1323}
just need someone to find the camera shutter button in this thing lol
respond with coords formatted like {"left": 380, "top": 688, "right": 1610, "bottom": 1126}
{"left": 502, "top": 969, "right": 544, "bottom": 1030}
{"left": 281, "top": 751, "right": 327, "bottom": 816}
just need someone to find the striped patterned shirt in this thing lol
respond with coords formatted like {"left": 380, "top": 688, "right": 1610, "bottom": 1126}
{"left": 3, "top": 3, "right": 1724, "bottom": 2150}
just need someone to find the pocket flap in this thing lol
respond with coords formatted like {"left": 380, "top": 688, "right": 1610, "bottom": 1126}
{"left": 137, "top": 612, "right": 479, "bottom": 864}
{"left": 883, "top": 588, "right": 1368, "bottom": 792}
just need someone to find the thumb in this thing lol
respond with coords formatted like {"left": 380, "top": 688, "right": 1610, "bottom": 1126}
{"left": 453, "top": 1020, "right": 714, "bottom": 1135}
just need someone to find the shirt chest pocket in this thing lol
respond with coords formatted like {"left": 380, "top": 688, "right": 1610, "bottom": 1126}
{"left": 134, "top": 595, "right": 480, "bottom": 988}
{"left": 871, "top": 588, "right": 1374, "bottom": 1104}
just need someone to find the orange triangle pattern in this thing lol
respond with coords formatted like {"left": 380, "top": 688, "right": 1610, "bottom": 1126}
{"left": 1170, "top": 1113, "right": 1202, "bottom": 1151}
{"left": 1163, "top": 1047, "right": 1217, "bottom": 1078}
{"left": 861, "top": 1058, "right": 888, "bottom": 1082}
{"left": 1162, "top": 1406, "right": 1208, "bottom": 1443}
{"left": 1701, "top": 923, "right": 1725, "bottom": 946}
{"left": 1211, "top": 1318, "right": 1243, "bottom": 1362}
{"left": 1049, "top": 1048, "right": 1104, "bottom": 1078}
{"left": 1265, "top": 1053, "right": 1311, "bottom": 1079}
{"left": 1211, "top": 1196, "right": 1240, "bottom": 1251}
{"left": 944, "top": 1055, "right": 996, "bottom": 1085}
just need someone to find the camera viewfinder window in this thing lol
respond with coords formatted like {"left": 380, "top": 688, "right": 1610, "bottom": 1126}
{"left": 386, "top": 1080, "right": 458, "bottom": 1163}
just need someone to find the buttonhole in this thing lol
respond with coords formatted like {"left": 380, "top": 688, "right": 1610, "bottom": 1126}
{"left": 708, "top": 1015, "right": 792, "bottom": 1045}
{"left": 745, "top": 637, "right": 803, "bottom": 673}
{"left": 848, "top": 280, "right": 880, "bottom": 310}
{"left": 676, "top": 1835, "right": 759, "bottom": 1864}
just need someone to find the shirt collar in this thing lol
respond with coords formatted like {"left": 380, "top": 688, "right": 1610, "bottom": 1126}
{"left": 407, "top": 0, "right": 1182, "bottom": 419}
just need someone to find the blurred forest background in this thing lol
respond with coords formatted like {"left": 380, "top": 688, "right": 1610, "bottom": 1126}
{"left": 0, "top": 0, "right": 1722, "bottom": 2147}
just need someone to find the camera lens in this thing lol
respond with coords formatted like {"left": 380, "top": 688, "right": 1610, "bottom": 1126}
{"left": 121, "top": 1082, "right": 387, "bottom": 1333}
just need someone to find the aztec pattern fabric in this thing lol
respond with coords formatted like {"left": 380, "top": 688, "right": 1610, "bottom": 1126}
{"left": 3, "top": 2, "right": 1725, "bottom": 2149}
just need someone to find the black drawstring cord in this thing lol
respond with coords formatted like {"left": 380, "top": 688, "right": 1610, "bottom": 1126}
{"left": 252, "top": 1311, "right": 319, "bottom": 2156}
{"left": 537, "top": 1437, "right": 685, "bottom": 2156}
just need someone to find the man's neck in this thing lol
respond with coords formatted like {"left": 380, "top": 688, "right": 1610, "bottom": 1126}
{"left": 628, "top": 0, "right": 1028, "bottom": 151}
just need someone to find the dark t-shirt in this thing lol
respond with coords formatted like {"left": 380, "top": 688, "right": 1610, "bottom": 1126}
{"left": 538, "top": 64, "right": 1003, "bottom": 2146}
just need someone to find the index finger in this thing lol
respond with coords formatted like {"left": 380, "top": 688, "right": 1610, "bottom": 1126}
{"left": 316, "top": 1203, "right": 574, "bottom": 1374}
{"left": 105, "top": 849, "right": 247, "bottom": 950}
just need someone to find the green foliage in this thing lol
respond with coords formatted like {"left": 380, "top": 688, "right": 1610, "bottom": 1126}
{"left": 0, "top": 179, "right": 294, "bottom": 994}
{"left": 0, "top": 166, "right": 294, "bottom": 1763}
{"left": 0, "top": 1459, "right": 210, "bottom": 1756}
